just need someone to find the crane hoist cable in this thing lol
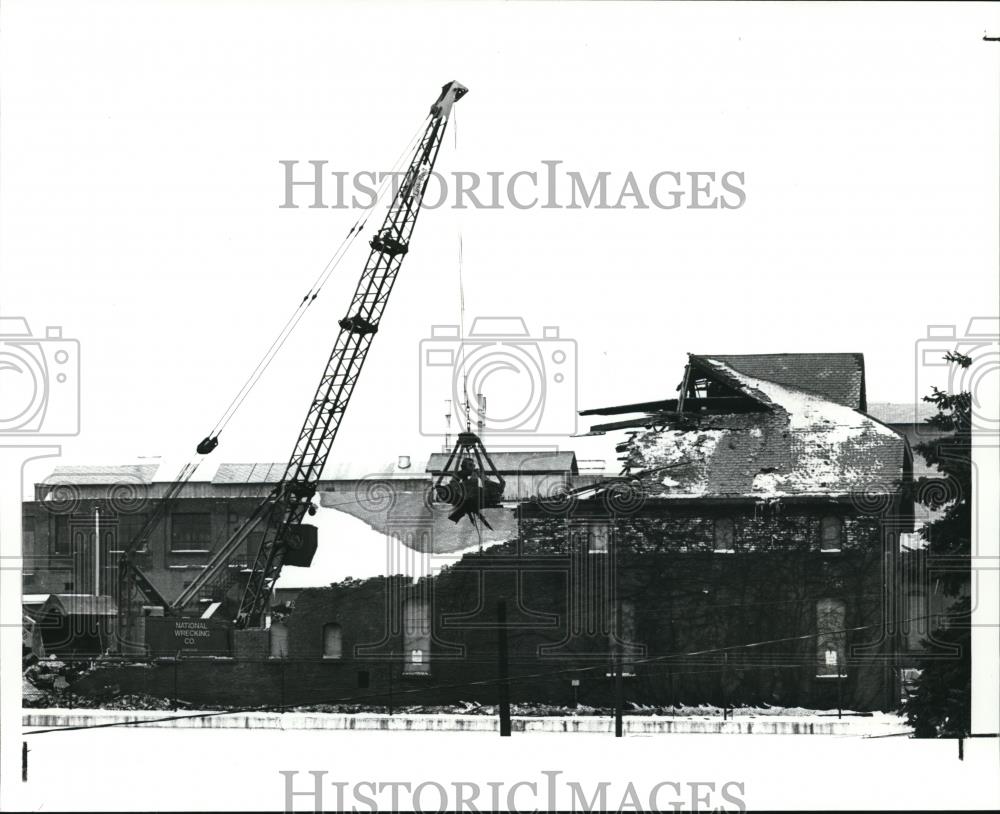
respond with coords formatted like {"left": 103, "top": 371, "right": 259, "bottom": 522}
{"left": 203, "top": 114, "right": 432, "bottom": 446}
{"left": 115, "top": 110, "right": 435, "bottom": 625}
{"left": 427, "top": 108, "right": 506, "bottom": 531}
{"left": 228, "top": 81, "right": 470, "bottom": 629}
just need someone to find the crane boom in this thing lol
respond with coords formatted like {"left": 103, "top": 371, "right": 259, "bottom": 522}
{"left": 167, "top": 81, "right": 467, "bottom": 629}
{"left": 233, "top": 81, "right": 467, "bottom": 627}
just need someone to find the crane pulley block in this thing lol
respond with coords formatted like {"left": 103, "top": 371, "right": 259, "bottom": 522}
{"left": 338, "top": 315, "right": 378, "bottom": 335}
{"left": 196, "top": 436, "right": 219, "bottom": 455}
{"left": 369, "top": 229, "right": 409, "bottom": 257}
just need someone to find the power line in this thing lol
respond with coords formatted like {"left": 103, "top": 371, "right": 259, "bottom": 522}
{"left": 24, "top": 610, "right": 941, "bottom": 736}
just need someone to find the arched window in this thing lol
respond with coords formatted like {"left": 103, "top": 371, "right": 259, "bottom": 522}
{"left": 403, "top": 599, "right": 430, "bottom": 675}
{"left": 820, "top": 516, "right": 842, "bottom": 552}
{"left": 816, "top": 598, "right": 847, "bottom": 677}
{"left": 270, "top": 621, "right": 289, "bottom": 659}
{"left": 322, "top": 623, "right": 342, "bottom": 659}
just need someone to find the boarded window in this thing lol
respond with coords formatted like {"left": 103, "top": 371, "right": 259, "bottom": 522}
{"left": 612, "top": 599, "right": 639, "bottom": 674}
{"left": 568, "top": 520, "right": 612, "bottom": 554}
{"left": 171, "top": 513, "right": 212, "bottom": 552}
{"left": 713, "top": 518, "right": 735, "bottom": 552}
{"left": 270, "top": 621, "right": 289, "bottom": 659}
{"left": 816, "top": 598, "right": 847, "bottom": 677}
{"left": 322, "top": 623, "right": 342, "bottom": 659}
{"left": 820, "top": 516, "right": 842, "bottom": 552}
{"left": 53, "top": 515, "right": 71, "bottom": 555}
{"left": 403, "top": 599, "right": 431, "bottom": 675}
{"left": 577, "top": 521, "right": 610, "bottom": 554}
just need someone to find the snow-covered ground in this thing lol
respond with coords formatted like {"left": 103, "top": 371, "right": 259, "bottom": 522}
{"left": 8, "top": 725, "right": 999, "bottom": 811}
{"left": 20, "top": 707, "right": 914, "bottom": 736}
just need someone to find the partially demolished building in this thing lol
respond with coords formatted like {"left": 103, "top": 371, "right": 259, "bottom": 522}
{"left": 508, "top": 352, "right": 914, "bottom": 710}
{"left": 56, "top": 353, "right": 918, "bottom": 712}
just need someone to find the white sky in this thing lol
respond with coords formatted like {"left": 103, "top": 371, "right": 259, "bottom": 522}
{"left": 2, "top": 1, "right": 998, "bottom": 498}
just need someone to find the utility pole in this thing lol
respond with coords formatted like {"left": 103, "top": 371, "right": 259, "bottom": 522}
{"left": 94, "top": 504, "right": 100, "bottom": 595}
{"left": 614, "top": 592, "right": 624, "bottom": 738}
{"left": 837, "top": 663, "right": 843, "bottom": 720}
{"left": 387, "top": 654, "right": 394, "bottom": 716}
{"left": 723, "top": 651, "right": 729, "bottom": 721}
{"left": 497, "top": 600, "right": 511, "bottom": 737}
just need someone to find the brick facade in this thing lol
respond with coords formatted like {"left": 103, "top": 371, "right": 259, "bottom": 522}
{"left": 75, "top": 499, "right": 902, "bottom": 712}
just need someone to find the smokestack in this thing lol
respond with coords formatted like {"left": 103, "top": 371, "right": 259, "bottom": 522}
{"left": 477, "top": 393, "right": 486, "bottom": 437}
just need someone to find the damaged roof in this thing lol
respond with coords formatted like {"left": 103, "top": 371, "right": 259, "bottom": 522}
{"left": 620, "top": 355, "right": 907, "bottom": 500}
{"left": 690, "top": 353, "right": 866, "bottom": 411}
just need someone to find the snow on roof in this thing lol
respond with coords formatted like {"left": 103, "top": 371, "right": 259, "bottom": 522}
{"left": 620, "top": 357, "right": 907, "bottom": 500}
{"left": 692, "top": 353, "right": 866, "bottom": 410}
{"left": 214, "top": 458, "right": 428, "bottom": 484}
{"left": 212, "top": 463, "right": 286, "bottom": 484}
{"left": 41, "top": 464, "right": 161, "bottom": 485}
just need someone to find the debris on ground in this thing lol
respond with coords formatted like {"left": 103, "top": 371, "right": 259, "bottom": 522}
{"left": 22, "top": 656, "right": 869, "bottom": 718}
{"left": 22, "top": 655, "right": 179, "bottom": 710}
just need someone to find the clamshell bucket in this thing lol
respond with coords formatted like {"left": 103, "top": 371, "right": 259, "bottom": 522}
{"left": 430, "top": 432, "right": 506, "bottom": 526}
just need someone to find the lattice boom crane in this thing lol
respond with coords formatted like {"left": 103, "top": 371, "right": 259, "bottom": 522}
{"left": 168, "top": 80, "right": 468, "bottom": 630}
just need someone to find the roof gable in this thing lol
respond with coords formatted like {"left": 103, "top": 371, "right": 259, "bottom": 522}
{"left": 690, "top": 353, "right": 867, "bottom": 411}
{"left": 613, "top": 357, "right": 906, "bottom": 499}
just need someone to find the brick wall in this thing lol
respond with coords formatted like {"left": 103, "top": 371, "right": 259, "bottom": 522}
{"left": 71, "top": 501, "right": 898, "bottom": 712}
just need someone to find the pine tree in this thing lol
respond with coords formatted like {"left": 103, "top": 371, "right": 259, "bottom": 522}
{"left": 902, "top": 351, "right": 972, "bottom": 738}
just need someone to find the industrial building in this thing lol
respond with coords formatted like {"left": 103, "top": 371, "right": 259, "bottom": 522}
{"left": 18, "top": 79, "right": 958, "bottom": 715}
{"left": 28, "top": 352, "right": 959, "bottom": 713}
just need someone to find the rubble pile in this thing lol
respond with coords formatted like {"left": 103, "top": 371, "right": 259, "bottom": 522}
{"left": 22, "top": 655, "right": 180, "bottom": 710}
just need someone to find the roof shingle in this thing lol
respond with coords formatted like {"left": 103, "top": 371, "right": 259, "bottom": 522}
{"left": 691, "top": 353, "right": 866, "bottom": 411}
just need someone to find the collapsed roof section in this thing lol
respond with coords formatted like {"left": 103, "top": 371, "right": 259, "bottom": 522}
{"left": 692, "top": 353, "right": 867, "bottom": 411}
{"left": 580, "top": 353, "right": 908, "bottom": 500}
